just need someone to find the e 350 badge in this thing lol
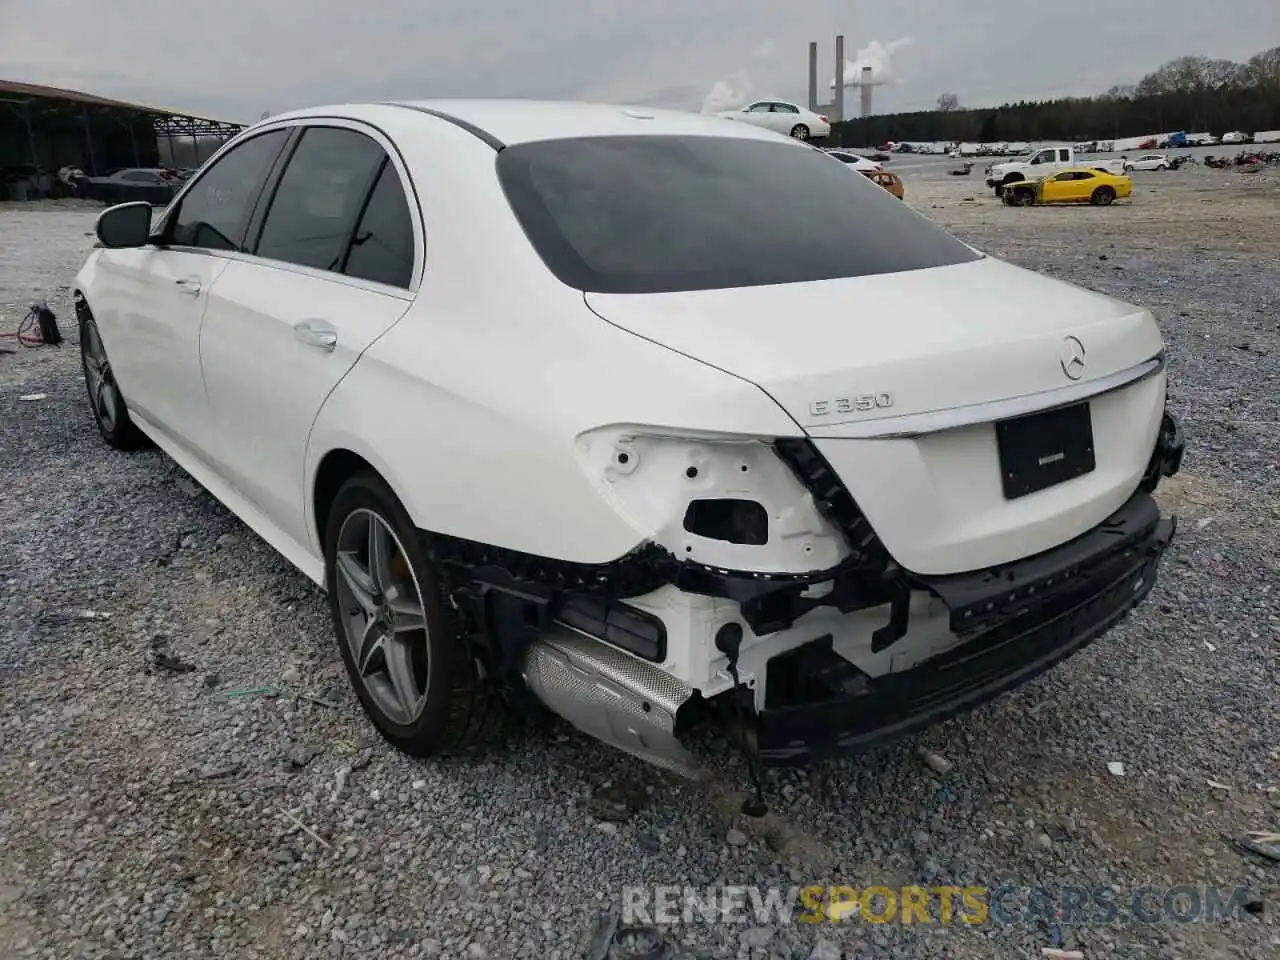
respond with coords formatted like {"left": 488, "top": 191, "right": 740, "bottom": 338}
{"left": 809, "top": 393, "right": 894, "bottom": 417}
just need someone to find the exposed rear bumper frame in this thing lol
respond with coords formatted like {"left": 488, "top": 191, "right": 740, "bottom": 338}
{"left": 755, "top": 491, "right": 1177, "bottom": 766}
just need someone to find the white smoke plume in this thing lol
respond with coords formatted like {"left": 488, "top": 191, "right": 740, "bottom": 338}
{"left": 701, "top": 40, "right": 774, "bottom": 114}
{"left": 701, "top": 71, "right": 752, "bottom": 113}
{"left": 829, "top": 37, "right": 914, "bottom": 89}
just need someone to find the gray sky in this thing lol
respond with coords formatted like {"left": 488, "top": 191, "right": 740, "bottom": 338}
{"left": 2, "top": 0, "right": 1275, "bottom": 123}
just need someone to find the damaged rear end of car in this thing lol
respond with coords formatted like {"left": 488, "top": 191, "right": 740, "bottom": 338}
{"left": 431, "top": 130, "right": 1187, "bottom": 779}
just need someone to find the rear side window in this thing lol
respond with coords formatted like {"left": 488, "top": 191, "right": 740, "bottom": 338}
{"left": 255, "top": 127, "right": 387, "bottom": 272}
{"left": 342, "top": 161, "right": 416, "bottom": 288}
{"left": 497, "top": 135, "right": 980, "bottom": 294}
{"left": 170, "top": 129, "right": 289, "bottom": 251}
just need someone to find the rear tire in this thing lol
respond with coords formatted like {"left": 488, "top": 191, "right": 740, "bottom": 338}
{"left": 78, "top": 313, "right": 148, "bottom": 450}
{"left": 789, "top": 124, "right": 810, "bottom": 141}
{"left": 1091, "top": 186, "right": 1116, "bottom": 206}
{"left": 324, "top": 471, "right": 500, "bottom": 758}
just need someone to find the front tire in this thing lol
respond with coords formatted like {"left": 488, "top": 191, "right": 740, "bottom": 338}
{"left": 789, "top": 124, "right": 810, "bottom": 141}
{"left": 1091, "top": 186, "right": 1116, "bottom": 206}
{"left": 79, "top": 314, "right": 147, "bottom": 449}
{"left": 324, "top": 471, "right": 499, "bottom": 758}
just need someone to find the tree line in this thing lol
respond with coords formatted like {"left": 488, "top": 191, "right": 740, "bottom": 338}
{"left": 833, "top": 47, "right": 1280, "bottom": 146}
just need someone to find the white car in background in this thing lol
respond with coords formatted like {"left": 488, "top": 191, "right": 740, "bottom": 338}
{"left": 74, "top": 100, "right": 1185, "bottom": 784}
{"left": 826, "top": 150, "right": 882, "bottom": 171}
{"left": 718, "top": 100, "right": 831, "bottom": 141}
{"left": 1124, "top": 154, "right": 1170, "bottom": 172}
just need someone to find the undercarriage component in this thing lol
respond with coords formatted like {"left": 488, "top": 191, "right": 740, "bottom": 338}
{"left": 764, "top": 634, "right": 871, "bottom": 708}
{"left": 756, "top": 501, "right": 1176, "bottom": 766}
{"left": 521, "top": 625, "right": 706, "bottom": 779}
{"left": 558, "top": 594, "right": 666, "bottom": 662}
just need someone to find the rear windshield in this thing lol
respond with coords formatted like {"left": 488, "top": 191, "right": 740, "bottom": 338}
{"left": 496, "top": 135, "right": 981, "bottom": 294}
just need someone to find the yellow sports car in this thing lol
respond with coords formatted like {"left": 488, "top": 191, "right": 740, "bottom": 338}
{"left": 1002, "top": 168, "right": 1133, "bottom": 207}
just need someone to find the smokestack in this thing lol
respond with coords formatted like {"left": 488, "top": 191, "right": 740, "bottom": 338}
{"left": 833, "top": 34, "right": 845, "bottom": 124}
{"left": 860, "top": 66, "right": 873, "bottom": 118}
{"left": 808, "top": 42, "right": 818, "bottom": 112}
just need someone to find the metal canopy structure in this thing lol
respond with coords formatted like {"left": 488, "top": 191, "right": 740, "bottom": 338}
{"left": 0, "top": 79, "right": 245, "bottom": 177}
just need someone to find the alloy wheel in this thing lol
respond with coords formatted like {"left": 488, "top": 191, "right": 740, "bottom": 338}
{"left": 81, "top": 323, "right": 118, "bottom": 432}
{"left": 334, "top": 508, "right": 431, "bottom": 725}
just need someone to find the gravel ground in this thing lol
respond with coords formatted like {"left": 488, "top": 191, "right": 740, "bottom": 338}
{"left": 1, "top": 167, "right": 1277, "bottom": 960}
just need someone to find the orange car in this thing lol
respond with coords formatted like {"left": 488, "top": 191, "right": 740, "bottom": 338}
{"left": 861, "top": 168, "right": 904, "bottom": 199}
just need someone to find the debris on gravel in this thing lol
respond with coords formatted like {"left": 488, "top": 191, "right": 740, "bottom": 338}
{"left": 1, "top": 174, "right": 1277, "bottom": 960}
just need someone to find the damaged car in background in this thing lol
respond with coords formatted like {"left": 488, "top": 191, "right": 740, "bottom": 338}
{"left": 1003, "top": 167, "right": 1134, "bottom": 207}
{"left": 73, "top": 101, "right": 1186, "bottom": 791}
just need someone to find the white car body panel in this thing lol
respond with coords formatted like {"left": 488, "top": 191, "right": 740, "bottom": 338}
{"left": 585, "top": 255, "right": 1166, "bottom": 573}
{"left": 199, "top": 260, "right": 413, "bottom": 550}
{"left": 80, "top": 246, "right": 229, "bottom": 455}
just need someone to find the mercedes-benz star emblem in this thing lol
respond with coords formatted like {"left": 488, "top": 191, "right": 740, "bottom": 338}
{"left": 1060, "top": 336, "right": 1087, "bottom": 380}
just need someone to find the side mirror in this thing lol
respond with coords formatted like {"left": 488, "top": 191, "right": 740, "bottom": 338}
{"left": 95, "top": 201, "right": 153, "bottom": 248}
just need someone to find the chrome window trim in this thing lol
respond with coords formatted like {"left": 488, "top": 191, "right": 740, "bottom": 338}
{"left": 804, "top": 353, "right": 1165, "bottom": 440}
{"left": 216, "top": 248, "right": 415, "bottom": 301}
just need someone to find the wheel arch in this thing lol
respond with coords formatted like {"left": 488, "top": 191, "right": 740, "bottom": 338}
{"left": 312, "top": 447, "right": 381, "bottom": 554}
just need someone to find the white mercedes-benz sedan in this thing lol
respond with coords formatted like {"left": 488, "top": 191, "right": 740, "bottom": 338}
{"left": 716, "top": 100, "right": 832, "bottom": 141}
{"left": 74, "top": 100, "right": 1185, "bottom": 782}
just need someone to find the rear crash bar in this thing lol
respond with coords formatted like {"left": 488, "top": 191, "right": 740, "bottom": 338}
{"left": 756, "top": 500, "right": 1177, "bottom": 766}
{"left": 911, "top": 489, "right": 1166, "bottom": 636}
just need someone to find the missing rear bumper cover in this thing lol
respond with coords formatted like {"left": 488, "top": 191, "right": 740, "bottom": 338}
{"left": 757, "top": 509, "right": 1175, "bottom": 766}
{"left": 910, "top": 489, "right": 1170, "bottom": 636}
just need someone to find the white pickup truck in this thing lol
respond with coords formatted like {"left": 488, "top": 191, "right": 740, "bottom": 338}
{"left": 986, "top": 146, "right": 1126, "bottom": 195}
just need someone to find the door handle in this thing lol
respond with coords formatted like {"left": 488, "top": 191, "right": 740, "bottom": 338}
{"left": 175, "top": 276, "right": 201, "bottom": 296}
{"left": 293, "top": 319, "right": 338, "bottom": 352}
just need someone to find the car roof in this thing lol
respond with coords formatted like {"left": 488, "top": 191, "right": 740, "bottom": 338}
{"left": 263, "top": 99, "right": 794, "bottom": 148}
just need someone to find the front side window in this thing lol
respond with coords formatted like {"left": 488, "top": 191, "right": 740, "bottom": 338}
{"left": 254, "top": 127, "right": 388, "bottom": 272}
{"left": 169, "top": 130, "right": 289, "bottom": 251}
{"left": 747, "top": 103, "right": 772, "bottom": 113}
{"left": 497, "top": 135, "right": 981, "bottom": 294}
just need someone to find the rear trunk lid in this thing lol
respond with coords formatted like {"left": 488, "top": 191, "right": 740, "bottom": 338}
{"left": 585, "top": 256, "right": 1167, "bottom": 576}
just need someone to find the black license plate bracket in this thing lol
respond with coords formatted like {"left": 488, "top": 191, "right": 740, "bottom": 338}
{"left": 995, "top": 402, "right": 1096, "bottom": 500}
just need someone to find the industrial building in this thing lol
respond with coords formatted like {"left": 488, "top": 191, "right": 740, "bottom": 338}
{"left": 0, "top": 80, "right": 244, "bottom": 200}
